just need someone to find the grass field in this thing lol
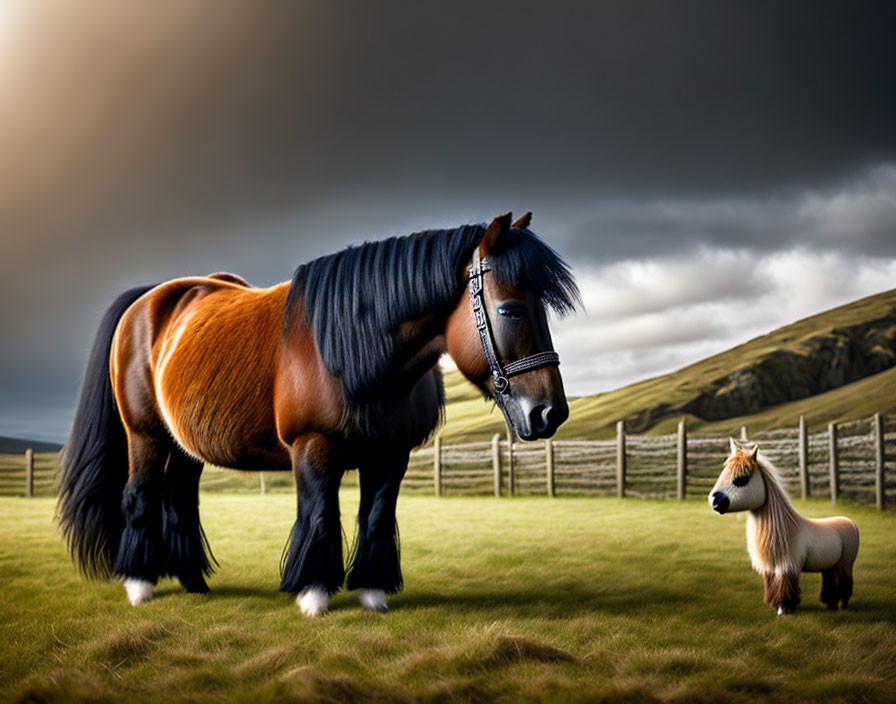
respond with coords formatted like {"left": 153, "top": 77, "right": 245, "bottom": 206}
{"left": 1, "top": 492, "right": 894, "bottom": 703}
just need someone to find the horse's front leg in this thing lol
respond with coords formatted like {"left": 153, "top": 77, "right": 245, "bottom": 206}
{"left": 280, "top": 434, "right": 345, "bottom": 617}
{"left": 764, "top": 570, "right": 802, "bottom": 614}
{"left": 346, "top": 450, "right": 409, "bottom": 612}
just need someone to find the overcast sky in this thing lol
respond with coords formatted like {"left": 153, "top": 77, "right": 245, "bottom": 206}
{"left": 1, "top": 1, "right": 895, "bottom": 443}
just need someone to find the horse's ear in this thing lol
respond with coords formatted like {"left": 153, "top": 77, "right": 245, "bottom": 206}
{"left": 729, "top": 437, "right": 737, "bottom": 455}
{"left": 512, "top": 211, "right": 532, "bottom": 229}
{"left": 480, "top": 213, "right": 512, "bottom": 255}
{"left": 751, "top": 444, "right": 759, "bottom": 460}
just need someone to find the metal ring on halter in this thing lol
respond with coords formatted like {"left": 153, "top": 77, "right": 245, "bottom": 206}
{"left": 468, "top": 247, "right": 560, "bottom": 396}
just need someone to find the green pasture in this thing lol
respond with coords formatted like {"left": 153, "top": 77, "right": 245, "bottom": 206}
{"left": 1, "top": 492, "right": 894, "bottom": 703}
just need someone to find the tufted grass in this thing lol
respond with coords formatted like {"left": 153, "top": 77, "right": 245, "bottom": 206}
{"left": 1, "top": 492, "right": 894, "bottom": 703}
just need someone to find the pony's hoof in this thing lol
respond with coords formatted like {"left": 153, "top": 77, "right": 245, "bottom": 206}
{"left": 297, "top": 587, "right": 329, "bottom": 618}
{"left": 123, "top": 578, "right": 154, "bottom": 606}
{"left": 178, "top": 573, "right": 210, "bottom": 594}
{"left": 358, "top": 589, "right": 388, "bottom": 613}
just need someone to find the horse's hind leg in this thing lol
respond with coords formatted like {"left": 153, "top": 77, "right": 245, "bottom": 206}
{"left": 819, "top": 567, "right": 839, "bottom": 609}
{"left": 115, "top": 432, "right": 166, "bottom": 605}
{"left": 835, "top": 562, "right": 854, "bottom": 609}
{"left": 162, "top": 448, "right": 215, "bottom": 593}
{"left": 280, "top": 434, "right": 345, "bottom": 617}
{"left": 346, "top": 451, "right": 409, "bottom": 612}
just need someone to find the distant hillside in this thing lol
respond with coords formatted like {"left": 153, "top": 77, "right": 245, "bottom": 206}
{"left": 437, "top": 288, "right": 896, "bottom": 442}
{"left": 0, "top": 436, "right": 63, "bottom": 454}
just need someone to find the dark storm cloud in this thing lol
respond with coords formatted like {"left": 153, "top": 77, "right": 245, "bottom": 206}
{"left": 558, "top": 165, "right": 896, "bottom": 262}
{"left": 3, "top": 1, "right": 894, "bottom": 252}
{"left": 1, "top": 1, "right": 895, "bottom": 440}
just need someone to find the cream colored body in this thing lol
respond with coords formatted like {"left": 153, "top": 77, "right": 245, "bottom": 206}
{"left": 711, "top": 441, "right": 859, "bottom": 613}
{"left": 747, "top": 513, "right": 859, "bottom": 575}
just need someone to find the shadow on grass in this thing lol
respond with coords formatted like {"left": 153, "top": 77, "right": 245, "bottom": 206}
{"left": 388, "top": 583, "right": 695, "bottom": 617}
{"left": 152, "top": 579, "right": 896, "bottom": 625}
{"left": 152, "top": 580, "right": 694, "bottom": 619}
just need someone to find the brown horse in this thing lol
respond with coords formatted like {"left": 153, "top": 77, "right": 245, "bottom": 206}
{"left": 57, "top": 213, "right": 579, "bottom": 616}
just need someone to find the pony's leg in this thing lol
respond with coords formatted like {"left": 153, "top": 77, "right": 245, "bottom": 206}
{"left": 280, "top": 435, "right": 345, "bottom": 617}
{"left": 764, "top": 570, "right": 801, "bottom": 614}
{"left": 835, "top": 562, "right": 854, "bottom": 609}
{"left": 162, "top": 448, "right": 215, "bottom": 593}
{"left": 115, "top": 432, "right": 165, "bottom": 605}
{"left": 346, "top": 451, "right": 408, "bottom": 612}
{"left": 819, "top": 567, "right": 839, "bottom": 609}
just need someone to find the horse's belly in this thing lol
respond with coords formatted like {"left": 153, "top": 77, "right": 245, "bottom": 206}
{"left": 800, "top": 525, "right": 842, "bottom": 571}
{"left": 159, "top": 392, "right": 289, "bottom": 469}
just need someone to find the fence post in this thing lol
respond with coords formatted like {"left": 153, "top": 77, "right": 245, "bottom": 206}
{"left": 259, "top": 472, "right": 266, "bottom": 495}
{"left": 25, "top": 448, "right": 34, "bottom": 498}
{"left": 616, "top": 420, "right": 626, "bottom": 498}
{"left": 798, "top": 415, "right": 809, "bottom": 499}
{"left": 677, "top": 419, "right": 687, "bottom": 500}
{"left": 492, "top": 433, "right": 501, "bottom": 497}
{"left": 546, "top": 438, "right": 555, "bottom": 497}
{"left": 828, "top": 422, "right": 839, "bottom": 507}
{"left": 874, "top": 413, "right": 885, "bottom": 510}
{"left": 740, "top": 426, "right": 748, "bottom": 441}
{"left": 434, "top": 435, "right": 442, "bottom": 497}
{"left": 507, "top": 425, "right": 515, "bottom": 496}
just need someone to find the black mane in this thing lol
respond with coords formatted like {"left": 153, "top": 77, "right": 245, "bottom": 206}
{"left": 283, "top": 223, "right": 579, "bottom": 405}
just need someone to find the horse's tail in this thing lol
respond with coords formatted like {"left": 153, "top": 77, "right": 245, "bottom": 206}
{"left": 57, "top": 285, "right": 156, "bottom": 578}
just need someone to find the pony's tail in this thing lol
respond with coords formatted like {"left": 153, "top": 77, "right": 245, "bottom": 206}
{"left": 57, "top": 285, "right": 156, "bottom": 578}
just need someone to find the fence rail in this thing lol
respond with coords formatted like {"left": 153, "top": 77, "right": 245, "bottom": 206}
{"left": 415, "top": 413, "right": 894, "bottom": 509}
{"left": 2, "top": 413, "right": 893, "bottom": 508}
{"left": 0, "top": 451, "right": 58, "bottom": 497}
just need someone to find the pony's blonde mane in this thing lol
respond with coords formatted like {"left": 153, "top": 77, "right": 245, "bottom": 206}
{"left": 750, "top": 454, "right": 800, "bottom": 569}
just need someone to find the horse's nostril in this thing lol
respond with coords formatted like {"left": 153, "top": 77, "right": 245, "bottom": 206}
{"left": 528, "top": 404, "right": 549, "bottom": 433}
{"left": 711, "top": 491, "right": 730, "bottom": 514}
{"left": 542, "top": 405, "right": 561, "bottom": 431}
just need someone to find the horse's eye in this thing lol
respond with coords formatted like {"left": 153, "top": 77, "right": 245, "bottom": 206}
{"left": 733, "top": 474, "right": 750, "bottom": 487}
{"left": 497, "top": 303, "right": 525, "bottom": 320}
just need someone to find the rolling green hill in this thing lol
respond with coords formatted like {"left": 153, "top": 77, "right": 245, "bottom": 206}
{"left": 437, "top": 288, "right": 896, "bottom": 442}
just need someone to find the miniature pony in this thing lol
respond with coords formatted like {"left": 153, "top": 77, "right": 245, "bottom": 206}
{"left": 709, "top": 439, "right": 859, "bottom": 614}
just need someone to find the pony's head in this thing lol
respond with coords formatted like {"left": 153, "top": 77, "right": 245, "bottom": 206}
{"left": 445, "top": 212, "right": 579, "bottom": 441}
{"left": 709, "top": 438, "right": 768, "bottom": 514}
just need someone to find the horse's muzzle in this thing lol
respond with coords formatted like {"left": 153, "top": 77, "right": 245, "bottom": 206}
{"left": 514, "top": 400, "right": 568, "bottom": 441}
{"left": 711, "top": 491, "right": 730, "bottom": 514}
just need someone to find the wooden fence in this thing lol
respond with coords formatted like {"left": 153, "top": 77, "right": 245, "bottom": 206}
{"left": 3, "top": 413, "right": 894, "bottom": 507}
{"left": 0, "top": 450, "right": 58, "bottom": 498}
{"left": 408, "top": 413, "right": 896, "bottom": 509}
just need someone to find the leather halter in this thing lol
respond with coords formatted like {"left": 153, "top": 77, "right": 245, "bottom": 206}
{"left": 468, "top": 247, "right": 560, "bottom": 395}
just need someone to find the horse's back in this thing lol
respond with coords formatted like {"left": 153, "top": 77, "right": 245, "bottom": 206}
{"left": 112, "top": 277, "right": 292, "bottom": 469}
{"left": 206, "top": 272, "right": 253, "bottom": 287}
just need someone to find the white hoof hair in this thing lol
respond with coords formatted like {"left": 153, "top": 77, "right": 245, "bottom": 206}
{"left": 358, "top": 589, "right": 388, "bottom": 613}
{"left": 123, "top": 578, "right": 154, "bottom": 606}
{"left": 297, "top": 586, "right": 329, "bottom": 617}
{"left": 777, "top": 607, "right": 784, "bottom": 615}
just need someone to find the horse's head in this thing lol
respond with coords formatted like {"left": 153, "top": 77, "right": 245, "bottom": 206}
{"left": 446, "top": 212, "right": 579, "bottom": 441}
{"left": 709, "top": 438, "right": 767, "bottom": 514}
